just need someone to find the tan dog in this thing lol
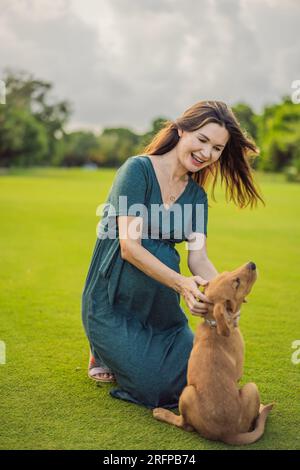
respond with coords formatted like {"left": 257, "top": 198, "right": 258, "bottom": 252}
{"left": 153, "top": 262, "right": 273, "bottom": 445}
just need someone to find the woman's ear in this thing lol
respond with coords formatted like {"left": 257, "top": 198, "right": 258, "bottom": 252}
{"left": 213, "top": 303, "right": 230, "bottom": 337}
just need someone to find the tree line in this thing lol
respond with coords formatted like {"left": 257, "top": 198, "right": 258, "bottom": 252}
{"left": 1, "top": 70, "right": 300, "bottom": 178}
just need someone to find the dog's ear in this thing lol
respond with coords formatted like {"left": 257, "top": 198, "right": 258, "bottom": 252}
{"left": 227, "top": 299, "right": 237, "bottom": 314}
{"left": 213, "top": 303, "right": 230, "bottom": 337}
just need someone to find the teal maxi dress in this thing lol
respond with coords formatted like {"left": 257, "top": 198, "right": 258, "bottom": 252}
{"left": 81, "top": 155, "right": 208, "bottom": 409}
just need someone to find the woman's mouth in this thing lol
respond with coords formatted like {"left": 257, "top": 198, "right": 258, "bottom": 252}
{"left": 191, "top": 153, "right": 205, "bottom": 166}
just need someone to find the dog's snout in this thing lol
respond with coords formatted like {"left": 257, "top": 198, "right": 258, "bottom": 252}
{"left": 247, "top": 261, "right": 256, "bottom": 271}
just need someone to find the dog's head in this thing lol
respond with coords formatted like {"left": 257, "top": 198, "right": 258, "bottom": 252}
{"left": 203, "top": 262, "right": 257, "bottom": 337}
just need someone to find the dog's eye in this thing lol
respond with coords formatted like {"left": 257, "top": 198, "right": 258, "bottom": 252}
{"left": 234, "top": 278, "right": 240, "bottom": 289}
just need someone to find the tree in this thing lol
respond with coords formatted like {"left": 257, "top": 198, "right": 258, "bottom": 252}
{"left": 0, "top": 69, "right": 71, "bottom": 166}
{"left": 139, "top": 117, "right": 170, "bottom": 151}
{"left": 232, "top": 103, "right": 258, "bottom": 140}
{"left": 61, "top": 131, "right": 100, "bottom": 167}
{"left": 97, "top": 127, "right": 141, "bottom": 166}
{"left": 255, "top": 97, "right": 300, "bottom": 172}
{"left": 0, "top": 105, "right": 48, "bottom": 167}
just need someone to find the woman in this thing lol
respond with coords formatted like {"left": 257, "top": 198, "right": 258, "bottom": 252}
{"left": 81, "top": 100, "right": 264, "bottom": 409}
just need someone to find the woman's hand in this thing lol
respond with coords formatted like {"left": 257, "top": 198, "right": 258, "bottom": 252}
{"left": 179, "top": 275, "right": 212, "bottom": 317}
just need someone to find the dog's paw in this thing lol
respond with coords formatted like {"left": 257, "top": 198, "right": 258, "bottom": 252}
{"left": 153, "top": 408, "right": 166, "bottom": 421}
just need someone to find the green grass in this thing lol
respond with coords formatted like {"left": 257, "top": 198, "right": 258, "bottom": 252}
{"left": 0, "top": 166, "right": 299, "bottom": 450}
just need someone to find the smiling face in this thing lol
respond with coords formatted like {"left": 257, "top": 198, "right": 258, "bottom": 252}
{"left": 177, "top": 122, "right": 230, "bottom": 172}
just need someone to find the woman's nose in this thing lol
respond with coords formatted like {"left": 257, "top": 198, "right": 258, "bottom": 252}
{"left": 200, "top": 148, "right": 211, "bottom": 160}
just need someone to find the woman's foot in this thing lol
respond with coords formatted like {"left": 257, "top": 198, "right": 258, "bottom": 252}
{"left": 88, "top": 369, "right": 116, "bottom": 382}
{"left": 88, "top": 355, "right": 116, "bottom": 383}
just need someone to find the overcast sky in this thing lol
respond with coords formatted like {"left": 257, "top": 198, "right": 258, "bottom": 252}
{"left": 0, "top": 0, "right": 299, "bottom": 133}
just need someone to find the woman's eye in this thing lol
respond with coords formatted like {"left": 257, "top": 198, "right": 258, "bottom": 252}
{"left": 198, "top": 138, "right": 206, "bottom": 143}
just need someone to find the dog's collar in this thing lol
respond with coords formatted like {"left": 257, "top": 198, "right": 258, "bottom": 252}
{"left": 204, "top": 312, "right": 241, "bottom": 329}
{"left": 205, "top": 318, "right": 217, "bottom": 328}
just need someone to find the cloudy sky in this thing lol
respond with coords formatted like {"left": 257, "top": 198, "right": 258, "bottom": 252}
{"left": 0, "top": 0, "right": 299, "bottom": 132}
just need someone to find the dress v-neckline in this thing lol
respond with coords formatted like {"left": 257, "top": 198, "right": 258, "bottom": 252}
{"left": 142, "top": 155, "right": 192, "bottom": 211}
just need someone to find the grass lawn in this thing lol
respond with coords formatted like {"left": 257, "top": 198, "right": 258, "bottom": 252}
{"left": 0, "top": 166, "right": 299, "bottom": 450}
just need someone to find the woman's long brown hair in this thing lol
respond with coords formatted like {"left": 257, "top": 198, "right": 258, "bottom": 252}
{"left": 142, "top": 100, "right": 264, "bottom": 208}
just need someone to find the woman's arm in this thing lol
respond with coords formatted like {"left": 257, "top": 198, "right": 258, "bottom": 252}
{"left": 118, "top": 217, "right": 212, "bottom": 315}
{"left": 187, "top": 233, "right": 218, "bottom": 281}
{"left": 188, "top": 254, "right": 218, "bottom": 281}
{"left": 118, "top": 216, "right": 183, "bottom": 293}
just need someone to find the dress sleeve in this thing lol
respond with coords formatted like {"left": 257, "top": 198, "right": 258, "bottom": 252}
{"left": 106, "top": 157, "right": 148, "bottom": 216}
{"left": 191, "top": 188, "right": 208, "bottom": 237}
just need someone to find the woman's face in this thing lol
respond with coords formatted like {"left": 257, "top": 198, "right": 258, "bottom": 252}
{"left": 177, "top": 122, "right": 230, "bottom": 172}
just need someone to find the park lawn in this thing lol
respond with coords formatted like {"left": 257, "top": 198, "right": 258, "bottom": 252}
{"left": 0, "top": 166, "right": 299, "bottom": 450}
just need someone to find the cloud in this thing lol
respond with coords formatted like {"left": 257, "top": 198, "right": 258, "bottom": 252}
{"left": 0, "top": 0, "right": 299, "bottom": 132}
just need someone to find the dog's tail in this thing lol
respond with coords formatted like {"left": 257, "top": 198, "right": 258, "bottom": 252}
{"left": 222, "top": 403, "right": 274, "bottom": 446}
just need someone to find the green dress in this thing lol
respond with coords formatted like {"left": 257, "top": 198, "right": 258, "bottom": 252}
{"left": 81, "top": 155, "right": 208, "bottom": 409}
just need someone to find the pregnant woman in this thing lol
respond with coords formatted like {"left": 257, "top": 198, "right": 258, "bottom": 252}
{"left": 81, "top": 100, "right": 264, "bottom": 409}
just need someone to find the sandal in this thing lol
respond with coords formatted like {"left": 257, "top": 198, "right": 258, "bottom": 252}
{"left": 88, "top": 355, "right": 116, "bottom": 383}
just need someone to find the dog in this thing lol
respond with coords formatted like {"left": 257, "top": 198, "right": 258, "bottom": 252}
{"left": 153, "top": 262, "right": 273, "bottom": 445}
